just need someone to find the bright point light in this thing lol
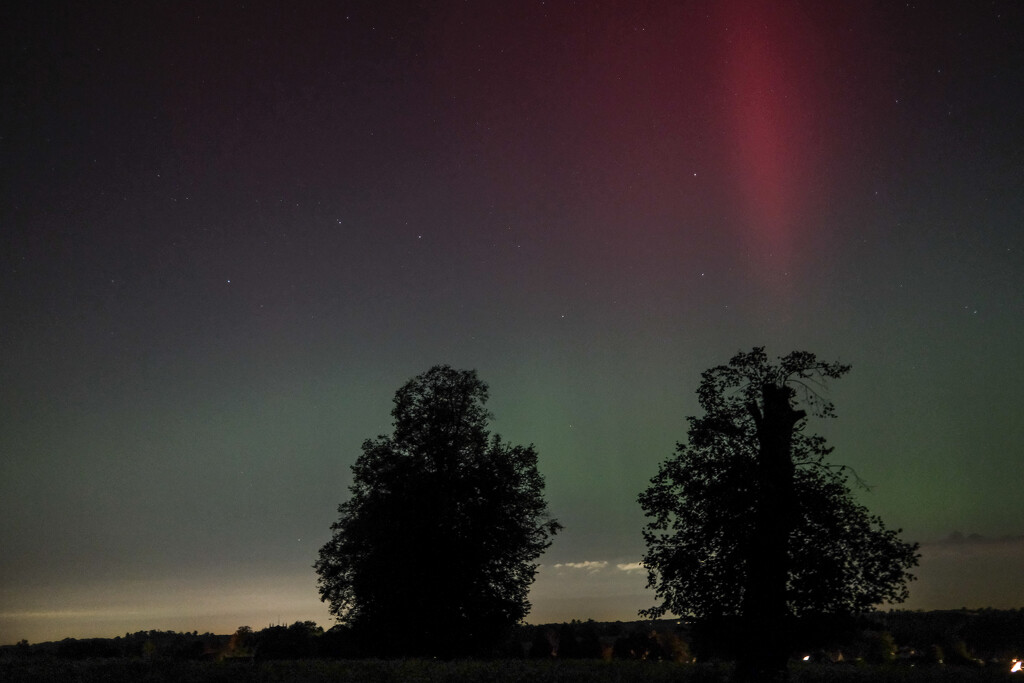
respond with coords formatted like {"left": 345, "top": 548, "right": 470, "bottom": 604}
{"left": 1011, "top": 659, "right": 1022, "bottom": 673}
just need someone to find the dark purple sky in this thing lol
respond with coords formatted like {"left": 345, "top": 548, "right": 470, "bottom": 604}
{"left": 2, "top": 1, "right": 1023, "bottom": 643}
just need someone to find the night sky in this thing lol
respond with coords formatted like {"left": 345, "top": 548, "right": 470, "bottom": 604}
{"left": 3, "top": 1, "right": 1023, "bottom": 644}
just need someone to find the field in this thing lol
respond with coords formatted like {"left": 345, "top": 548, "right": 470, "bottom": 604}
{"left": 0, "top": 658, "right": 1020, "bottom": 683}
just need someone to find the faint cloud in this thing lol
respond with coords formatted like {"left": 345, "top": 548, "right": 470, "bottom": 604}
{"left": 932, "top": 531, "right": 1024, "bottom": 546}
{"left": 529, "top": 559, "right": 654, "bottom": 623}
{"left": 921, "top": 532, "right": 1024, "bottom": 560}
{"left": 548, "top": 560, "right": 646, "bottom": 574}
{"left": 553, "top": 561, "right": 608, "bottom": 573}
{"left": 895, "top": 531, "right": 1024, "bottom": 611}
{"left": 0, "top": 610, "right": 118, "bottom": 619}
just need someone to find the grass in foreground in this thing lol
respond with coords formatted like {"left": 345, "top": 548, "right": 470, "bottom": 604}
{"left": 0, "top": 658, "right": 1019, "bottom": 683}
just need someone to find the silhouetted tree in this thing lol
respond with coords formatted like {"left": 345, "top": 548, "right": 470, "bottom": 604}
{"left": 318, "top": 624, "right": 359, "bottom": 658}
{"left": 226, "top": 626, "right": 253, "bottom": 659}
{"left": 860, "top": 630, "right": 897, "bottom": 664}
{"left": 527, "top": 627, "right": 555, "bottom": 658}
{"left": 639, "top": 348, "right": 919, "bottom": 682}
{"left": 612, "top": 630, "right": 666, "bottom": 660}
{"left": 556, "top": 622, "right": 582, "bottom": 658}
{"left": 656, "top": 629, "right": 692, "bottom": 663}
{"left": 254, "top": 621, "right": 322, "bottom": 660}
{"left": 315, "top": 365, "right": 561, "bottom": 657}
{"left": 575, "top": 620, "right": 605, "bottom": 659}
{"left": 554, "top": 620, "right": 603, "bottom": 659}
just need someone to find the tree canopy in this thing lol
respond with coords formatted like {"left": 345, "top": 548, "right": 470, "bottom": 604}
{"left": 315, "top": 365, "right": 560, "bottom": 657}
{"left": 638, "top": 348, "right": 919, "bottom": 679}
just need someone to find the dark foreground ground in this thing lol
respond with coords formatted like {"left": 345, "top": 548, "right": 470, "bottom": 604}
{"left": 1, "top": 658, "right": 1020, "bottom": 683}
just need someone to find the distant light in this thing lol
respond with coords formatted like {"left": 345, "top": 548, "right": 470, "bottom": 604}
{"left": 803, "top": 655, "right": 810, "bottom": 662}
{"left": 1012, "top": 660, "right": 1022, "bottom": 673}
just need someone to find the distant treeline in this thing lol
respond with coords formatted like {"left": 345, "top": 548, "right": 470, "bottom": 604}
{"left": 3, "top": 609, "right": 1023, "bottom": 664}
{"left": 876, "top": 608, "right": 1024, "bottom": 662}
{"left": 1, "top": 619, "right": 685, "bottom": 662}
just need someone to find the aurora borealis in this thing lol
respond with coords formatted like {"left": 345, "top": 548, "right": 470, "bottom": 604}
{"left": 2, "top": 1, "right": 1023, "bottom": 644}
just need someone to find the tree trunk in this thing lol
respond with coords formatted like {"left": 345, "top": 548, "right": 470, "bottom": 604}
{"left": 736, "top": 383, "right": 804, "bottom": 683}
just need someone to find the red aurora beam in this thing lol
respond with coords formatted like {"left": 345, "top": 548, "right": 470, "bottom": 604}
{"left": 717, "top": 0, "right": 825, "bottom": 277}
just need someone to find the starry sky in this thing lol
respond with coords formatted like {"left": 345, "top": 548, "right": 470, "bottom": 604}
{"left": 2, "top": 1, "right": 1023, "bottom": 644}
